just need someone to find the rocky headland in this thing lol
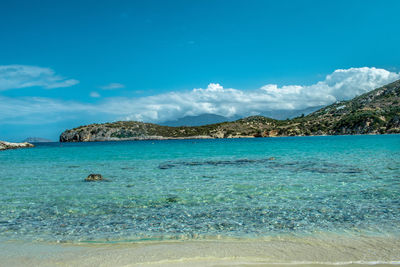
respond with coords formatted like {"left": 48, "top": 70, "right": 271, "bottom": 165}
{"left": 0, "top": 141, "right": 34, "bottom": 151}
{"left": 60, "top": 79, "right": 400, "bottom": 142}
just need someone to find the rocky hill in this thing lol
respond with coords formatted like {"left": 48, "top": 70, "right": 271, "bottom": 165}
{"left": 60, "top": 80, "right": 400, "bottom": 142}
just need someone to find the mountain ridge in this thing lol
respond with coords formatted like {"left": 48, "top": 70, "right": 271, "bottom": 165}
{"left": 159, "top": 114, "right": 237, "bottom": 127}
{"left": 158, "top": 106, "right": 324, "bottom": 127}
{"left": 60, "top": 80, "right": 400, "bottom": 142}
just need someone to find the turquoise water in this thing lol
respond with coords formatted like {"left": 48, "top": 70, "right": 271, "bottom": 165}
{"left": 0, "top": 135, "right": 399, "bottom": 242}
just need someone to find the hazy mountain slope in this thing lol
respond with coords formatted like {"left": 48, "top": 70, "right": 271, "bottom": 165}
{"left": 159, "top": 114, "right": 236, "bottom": 127}
{"left": 23, "top": 137, "right": 53, "bottom": 143}
{"left": 60, "top": 80, "right": 400, "bottom": 142}
{"left": 159, "top": 107, "right": 322, "bottom": 127}
{"left": 260, "top": 106, "right": 324, "bottom": 120}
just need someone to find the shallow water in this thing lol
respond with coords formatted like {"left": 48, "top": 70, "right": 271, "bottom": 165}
{"left": 1, "top": 234, "right": 400, "bottom": 266}
{"left": 0, "top": 135, "right": 399, "bottom": 242}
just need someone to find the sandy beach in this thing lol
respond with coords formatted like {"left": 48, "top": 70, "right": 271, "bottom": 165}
{"left": 1, "top": 234, "right": 399, "bottom": 267}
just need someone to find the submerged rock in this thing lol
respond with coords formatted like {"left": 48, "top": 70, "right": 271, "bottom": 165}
{"left": 85, "top": 174, "right": 106, "bottom": 182}
{"left": 0, "top": 141, "right": 34, "bottom": 151}
{"left": 165, "top": 196, "right": 180, "bottom": 203}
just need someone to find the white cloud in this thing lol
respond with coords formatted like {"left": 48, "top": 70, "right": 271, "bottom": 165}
{"left": 324, "top": 67, "right": 399, "bottom": 99}
{"left": 118, "top": 67, "right": 400, "bottom": 122}
{"left": 0, "top": 65, "right": 79, "bottom": 91}
{"left": 0, "top": 67, "right": 398, "bottom": 125}
{"left": 100, "top": 83, "right": 125, "bottom": 90}
{"left": 90, "top": 91, "right": 101, "bottom": 98}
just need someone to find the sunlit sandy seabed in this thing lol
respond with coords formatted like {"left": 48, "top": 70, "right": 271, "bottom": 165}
{"left": 1, "top": 234, "right": 399, "bottom": 266}
{"left": 0, "top": 135, "right": 399, "bottom": 266}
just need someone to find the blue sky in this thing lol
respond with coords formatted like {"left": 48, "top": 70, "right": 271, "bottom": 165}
{"left": 1, "top": 0, "right": 400, "bottom": 141}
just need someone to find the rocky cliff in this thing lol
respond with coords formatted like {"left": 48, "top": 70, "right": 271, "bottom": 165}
{"left": 60, "top": 79, "right": 400, "bottom": 142}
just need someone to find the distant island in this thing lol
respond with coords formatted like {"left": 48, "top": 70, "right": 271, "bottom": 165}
{"left": 60, "top": 80, "right": 400, "bottom": 142}
{"left": 23, "top": 137, "right": 53, "bottom": 143}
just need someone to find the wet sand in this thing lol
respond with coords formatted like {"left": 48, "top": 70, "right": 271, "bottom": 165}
{"left": 1, "top": 234, "right": 399, "bottom": 267}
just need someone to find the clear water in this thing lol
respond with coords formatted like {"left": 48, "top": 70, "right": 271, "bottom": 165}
{"left": 0, "top": 135, "right": 399, "bottom": 242}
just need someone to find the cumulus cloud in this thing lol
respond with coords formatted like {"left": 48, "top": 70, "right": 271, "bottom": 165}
{"left": 119, "top": 67, "right": 400, "bottom": 122}
{"left": 0, "top": 65, "right": 79, "bottom": 91}
{"left": 0, "top": 67, "right": 398, "bottom": 125}
{"left": 100, "top": 83, "right": 125, "bottom": 90}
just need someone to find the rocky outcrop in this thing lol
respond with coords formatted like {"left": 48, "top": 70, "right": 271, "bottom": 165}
{"left": 84, "top": 174, "right": 107, "bottom": 182}
{"left": 0, "top": 141, "right": 34, "bottom": 151}
{"left": 60, "top": 79, "right": 400, "bottom": 142}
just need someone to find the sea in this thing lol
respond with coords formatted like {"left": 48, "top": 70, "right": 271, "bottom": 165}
{"left": 0, "top": 135, "right": 399, "bottom": 244}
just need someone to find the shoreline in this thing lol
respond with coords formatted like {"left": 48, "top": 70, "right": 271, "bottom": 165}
{"left": 1, "top": 233, "right": 399, "bottom": 267}
{"left": 58, "top": 132, "right": 399, "bottom": 143}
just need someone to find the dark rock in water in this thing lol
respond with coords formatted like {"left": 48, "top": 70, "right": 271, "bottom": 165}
{"left": 165, "top": 196, "right": 180, "bottom": 203}
{"left": 85, "top": 174, "right": 106, "bottom": 182}
{"left": 159, "top": 158, "right": 268, "bottom": 169}
{"left": 159, "top": 163, "right": 177, "bottom": 169}
{"left": 158, "top": 158, "right": 362, "bottom": 175}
